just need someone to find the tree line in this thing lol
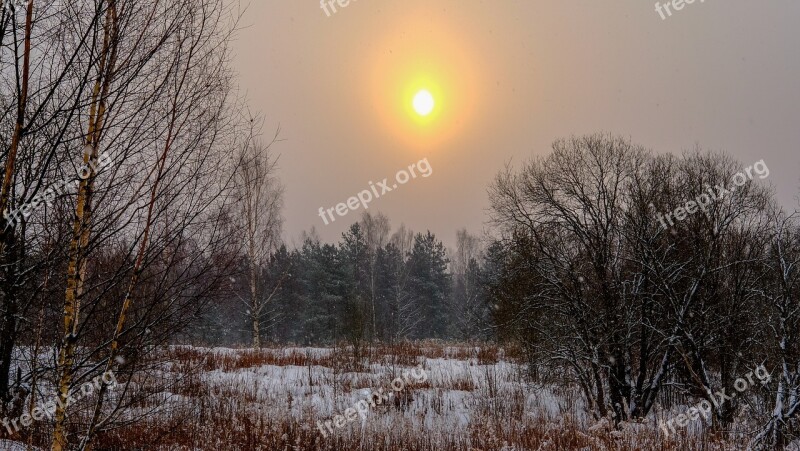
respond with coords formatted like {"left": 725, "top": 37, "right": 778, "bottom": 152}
{"left": 1, "top": 0, "right": 798, "bottom": 447}
{"left": 190, "top": 132, "right": 800, "bottom": 449}
{"left": 215, "top": 133, "right": 800, "bottom": 449}
{"left": 205, "top": 213, "right": 490, "bottom": 351}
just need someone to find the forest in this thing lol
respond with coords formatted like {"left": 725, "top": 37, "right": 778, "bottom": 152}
{"left": 1, "top": 0, "right": 798, "bottom": 449}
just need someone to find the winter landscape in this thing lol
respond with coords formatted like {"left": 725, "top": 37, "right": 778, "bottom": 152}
{"left": 1, "top": 0, "right": 799, "bottom": 450}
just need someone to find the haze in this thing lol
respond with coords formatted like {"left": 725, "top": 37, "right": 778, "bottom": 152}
{"left": 231, "top": 0, "right": 800, "bottom": 246}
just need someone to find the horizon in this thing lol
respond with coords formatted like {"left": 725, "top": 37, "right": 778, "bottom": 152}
{"left": 231, "top": 0, "right": 800, "bottom": 248}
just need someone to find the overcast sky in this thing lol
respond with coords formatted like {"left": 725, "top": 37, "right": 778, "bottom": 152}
{"left": 231, "top": 0, "right": 800, "bottom": 247}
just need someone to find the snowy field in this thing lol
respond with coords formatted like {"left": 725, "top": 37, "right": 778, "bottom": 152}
{"left": 88, "top": 344, "right": 775, "bottom": 450}
{"left": 2, "top": 344, "right": 787, "bottom": 450}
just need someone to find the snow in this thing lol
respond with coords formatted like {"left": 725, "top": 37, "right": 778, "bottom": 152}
{"left": 0, "top": 440, "right": 42, "bottom": 451}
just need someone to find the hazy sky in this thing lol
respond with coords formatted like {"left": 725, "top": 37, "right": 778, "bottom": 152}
{"left": 231, "top": 0, "right": 800, "bottom": 247}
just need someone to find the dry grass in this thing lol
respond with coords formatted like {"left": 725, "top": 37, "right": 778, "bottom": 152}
{"left": 165, "top": 346, "right": 338, "bottom": 371}
{"left": 38, "top": 343, "right": 750, "bottom": 450}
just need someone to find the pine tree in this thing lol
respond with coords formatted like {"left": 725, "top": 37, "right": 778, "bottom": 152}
{"left": 339, "top": 224, "right": 370, "bottom": 358}
{"left": 298, "top": 239, "right": 344, "bottom": 344}
{"left": 407, "top": 231, "right": 451, "bottom": 339}
{"left": 375, "top": 243, "right": 405, "bottom": 341}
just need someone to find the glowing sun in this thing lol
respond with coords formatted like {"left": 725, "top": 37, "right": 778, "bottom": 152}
{"left": 412, "top": 90, "right": 435, "bottom": 116}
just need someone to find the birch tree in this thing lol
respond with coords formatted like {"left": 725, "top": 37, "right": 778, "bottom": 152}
{"left": 233, "top": 122, "right": 284, "bottom": 348}
{"left": 0, "top": 0, "right": 107, "bottom": 407}
{"left": 360, "top": 211, "right": 390, "bottom": 340}
{"left": 28, "top": 0, "right": 244, "bottom": 448}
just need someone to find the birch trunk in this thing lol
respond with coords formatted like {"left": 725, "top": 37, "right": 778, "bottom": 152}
{"left": 52, "top": 1, "right": 118, "bottom": 449}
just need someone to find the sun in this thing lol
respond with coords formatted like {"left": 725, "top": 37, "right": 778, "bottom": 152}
{"left": 412, "top": 90, "right": 435, "bottom": 116}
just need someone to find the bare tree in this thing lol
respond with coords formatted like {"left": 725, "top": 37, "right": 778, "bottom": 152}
{"left": 641, "top": 150, "right": 771, "bottom": 429}
{"left": 390, "top": 223, "right": 414, "bottom": 259}
{"left": 360, "top": 211, "right": 390, "bottom": 341}
{"left": 0, "top": 0, "right": 250, "bottom": 448}
{"left": 490, "top": 134, "right": 655, "bottom": 421}
{"left": 750, "top": 209, "right": 800, "bottom": 450}
{"left": 233, "top": 119, "right": 284, "bottom": 348}
{"left": 489, "top": 135, "right": 772, "bottom": 425}
{"left": 53, "top": 1, "right": 121, "bottom": 446}
{"left": 0, "top": 0, "right": 108, "bottom": 408}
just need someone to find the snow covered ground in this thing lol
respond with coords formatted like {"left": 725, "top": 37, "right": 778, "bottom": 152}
{"left": 105, "top": 344, "right": 764, "bottom": 450}
{"left": 3, "top": 344, "right": 784, "bottom": 450}
{"left": 0, "top": 440, "right": 42, "bottom": 451}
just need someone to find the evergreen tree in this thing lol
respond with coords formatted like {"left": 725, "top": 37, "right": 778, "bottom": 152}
{"left": 298, "top": 239, "right": 345, "bottom": 344}
{"left": 339, "top": 224, "right": 371, "bottom": 354}
{"left": 375, "top": 243, "right": 408, "bottom": 341}
{"left": 268, "top": 245, "right": 301, "bottom": 342}
{"left": 407, "top": 231, "right": 451, "bottom": 338}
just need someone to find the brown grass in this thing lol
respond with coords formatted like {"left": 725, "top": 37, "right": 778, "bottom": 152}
{"left": 34, "top": 343, "right": 749, "bottom": 450}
